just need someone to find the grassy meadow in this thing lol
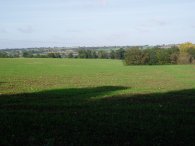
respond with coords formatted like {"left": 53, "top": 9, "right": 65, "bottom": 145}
{"left": 0, "top": 58, "right": 195, "bottom": 145}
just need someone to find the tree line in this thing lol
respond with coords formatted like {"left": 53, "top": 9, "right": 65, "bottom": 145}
{"left": 77, "top": 48, "right": 125, "bottom": 59}
{"left": 0, "top": 48, "right": 126, "bottom": 59}
{"left": 124, "top": 42, "right": 195, "bottom": 65}
{"left": 1, "top": 42, "right": 195, "bottom": 65}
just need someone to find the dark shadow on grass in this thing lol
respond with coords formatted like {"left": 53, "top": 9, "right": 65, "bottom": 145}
{"left": 0, "top": 86, "right": 129, "bottom": 111}
{"left": 0, "top": 86, "right": 195, "bottom": 146}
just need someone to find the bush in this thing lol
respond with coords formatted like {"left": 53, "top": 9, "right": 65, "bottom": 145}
{"left": 47, "top": 53, "right": 61, "bottom": 58}
{"left": 170, "top": 52, "right": 179, "bottom": 64}
{"left": 124, "top": 47, "right": 180, "bottom": 65}
{"left": 177, "top": 53, "right": 193, "bottom": 64}
{"left": 124, "top": 48, "right": 147, "bottom": 65}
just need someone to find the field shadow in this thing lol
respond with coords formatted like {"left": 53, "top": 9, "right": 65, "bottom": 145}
{"left": 0, "top": 86, "right": 195, "bottom": 146}
{"left": 0, "top": 86, "right": 129, "bottom": 111}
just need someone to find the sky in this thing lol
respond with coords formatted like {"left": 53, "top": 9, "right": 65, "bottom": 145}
{"left": 0, "top": 0, "right": 195, "bottom": 49}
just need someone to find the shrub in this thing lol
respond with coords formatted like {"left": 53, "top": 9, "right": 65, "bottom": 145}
{"left": 124, "top": 48, "right": 146, "bottom": 65}
{"left": 177, "top": 53, "right": 193, "bottom": 64}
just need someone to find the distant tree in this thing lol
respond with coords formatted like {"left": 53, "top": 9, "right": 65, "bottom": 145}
{"left": 110, "top": 50, "right": 115, "bottom": 59}
{"left": 48, "top": 53, "right": 54, "bottom": 58}
{"left": 78, "top": 50, "right": 87, "bottom": 58}
{"left": 124, "top": 47, "right": 180, "bottom": 65}
{"left": 169, "top": 45, "right": 180, "bottom": 53}
{"left": 115, "top": 48, "right": 125, "bottom": 59}
{"left": 34, "top": 54, "right": 48, "bottom": 58}
{"left": 177, "top": 53, "right": 193, "bottom": 64}
{"left": 124, "top": 48, "right": 145, "bottom": 65}
{"left": 91, "top": 50, "right": 98, "bottom": 58}
{"left": 170, "top": 52, "right": 179, "bottom": 64}
{"left": 188, "top": 47, "right": 195, "bottom": 59}
{"left": 179, "top": 42, "right": 195, "bottom": 53}
{"left": 23, "top": 51, "right": 33, "bottom": 58}
{"left": 141, "top": 50, "right": 150, "bottom": 64}
{"left": 145, "top": 48, "right": 158, "bottom": 65}
{"left": 178, "top": 42, "right": 195, "bottom": 64}
{"left": 0, "top": 52, "right": 9, "bottom": 58}
{"left": 12, "top": 53, "right": 20, "bottom": 58}
{"left": 98, "top": 50, "right": 108, "bottom": 59}
{"left": 68, "top": 52, "right": 74, "bottom": 58}
{"left": 47, "top": 53, "right": 61, "bottom": 58}
{"left": 78, "top": 50, "right": 98, "bottom": 58}
{"left": 156, "top": 49, "right": 171, "bottom": 64}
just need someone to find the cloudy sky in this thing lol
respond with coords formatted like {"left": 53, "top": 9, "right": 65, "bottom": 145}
{"left": 0, "top": 0, "right": 195, "bottom": 49}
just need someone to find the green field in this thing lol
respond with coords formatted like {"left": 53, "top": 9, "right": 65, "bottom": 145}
{"left": 0, "top": 58, "right": 195, "bottom": 146}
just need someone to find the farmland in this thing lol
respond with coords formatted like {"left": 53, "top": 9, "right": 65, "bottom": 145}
{"left": 0, "top": 58, "right": 195, "bottom": 145}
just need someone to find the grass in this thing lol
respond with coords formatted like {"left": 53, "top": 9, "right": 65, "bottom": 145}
{"left": 0, "top": 58, "right": 195, "bottom": 146}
